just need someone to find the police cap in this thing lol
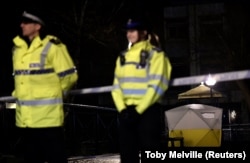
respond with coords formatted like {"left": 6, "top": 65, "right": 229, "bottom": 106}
{"left": 21, "top": 9, "right": 45, "bottom": 26}
{"left": 124, "top": 17, "right": 150, "bottom": 31}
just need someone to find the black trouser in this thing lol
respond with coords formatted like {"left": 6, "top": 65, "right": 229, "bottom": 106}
{"left": 16, "top": 127, "right": 68, "bottom": 163}
{"left": 118, "top": 103, "right": 162, "bottom": 163}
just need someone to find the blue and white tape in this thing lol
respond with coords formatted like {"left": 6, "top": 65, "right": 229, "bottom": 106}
{"left": 1, "top": 69, "right": 249, "bottom": 102}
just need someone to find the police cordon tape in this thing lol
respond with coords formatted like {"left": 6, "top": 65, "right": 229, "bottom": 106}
{"left": 171, "top": 69, "right": 250, "bottom": 86}
{"left": 0, "top": 69, "right": 250, "bottom": 102}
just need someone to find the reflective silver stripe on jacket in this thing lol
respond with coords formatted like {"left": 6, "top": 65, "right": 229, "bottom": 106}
{"left": 17, "top": 98, "right": 63, "bottom": 106}
{"left": 40, "top": 42, "right": 52, "bottom": 69}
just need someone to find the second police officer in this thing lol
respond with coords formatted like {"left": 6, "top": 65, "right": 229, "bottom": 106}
{"left": 111, "top": 17, "right": 172, "bottom": 163}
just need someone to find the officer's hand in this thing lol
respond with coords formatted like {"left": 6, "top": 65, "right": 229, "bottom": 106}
{"left": 127, "top": 105, "right": 140, "bottom": 120}
{"left": 119, "top": 105, "right": 140, "bottom": 124}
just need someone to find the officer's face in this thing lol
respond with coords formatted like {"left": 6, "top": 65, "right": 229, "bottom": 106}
{"left": 126, "top": 29, "right": 147, "bottom": 44}
{"left": 20, "top": 22, "right": 41, "bottom": 40}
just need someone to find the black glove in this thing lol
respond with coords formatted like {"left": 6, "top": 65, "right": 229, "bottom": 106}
{"left": 119, "top": 105, "right": 140, "bottom": 124}
{"left": 0, "top": 102, "right": 5, "bottom": 111}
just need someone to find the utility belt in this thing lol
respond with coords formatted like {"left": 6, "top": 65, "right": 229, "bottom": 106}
{"left": 14, "top": 68, "right": 54, "bottom": 75}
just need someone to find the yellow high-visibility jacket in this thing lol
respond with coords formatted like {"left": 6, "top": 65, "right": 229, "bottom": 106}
{"left": 12, "top": 35, "right": 78, "bottom": 128}
{"left": 111, "top": 40, "right": 172, "bottom": 114}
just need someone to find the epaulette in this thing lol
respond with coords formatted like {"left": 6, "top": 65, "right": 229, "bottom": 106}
{"left": 11, "top": 46, "right": 17, "bottom": 55}
{"left": 152, "top": 47, "right": 163, "bottom": 52}
{"left": 49, "top": 38, "right": 62, "bottom": 45}
{"left": 119, "top": 49, "right": 127, "bottom": 66}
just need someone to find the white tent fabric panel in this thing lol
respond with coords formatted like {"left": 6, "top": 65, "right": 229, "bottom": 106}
{"left": 165, "top": 104, "right": 223, "bottom": 147}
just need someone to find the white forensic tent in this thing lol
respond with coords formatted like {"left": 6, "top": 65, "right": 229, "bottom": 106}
{"left": 165, "top": 104, "right": 223, "bottom": 147}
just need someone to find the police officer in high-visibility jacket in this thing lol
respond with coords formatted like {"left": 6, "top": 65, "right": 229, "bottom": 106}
{"left": 111, "top": 17, "right": 172, "bottom": 163}
{"left": 11, "top": 9, "right": 78, "bottom": 163}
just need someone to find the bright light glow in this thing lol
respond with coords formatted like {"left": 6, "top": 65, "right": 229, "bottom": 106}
{"left": 205, "top": 74, "right": 216, "bottom": 86}
{"left": 231, "top": 110, "right": 237, "bottom": 120}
